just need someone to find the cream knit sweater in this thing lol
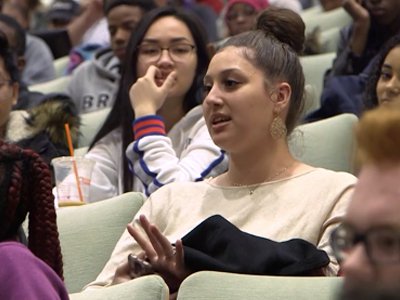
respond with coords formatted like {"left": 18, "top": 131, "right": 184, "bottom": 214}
{"left": 86, "top": 168, "right": 356, "bottom": 289}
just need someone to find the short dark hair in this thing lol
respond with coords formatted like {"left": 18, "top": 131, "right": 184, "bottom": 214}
{"left": 0, "top": 13, "right": 26, "bottom": 56}
{"left": 103, "top": 0, "right": 156, "bottom": 16}
{"left": 0, "top": 30, "right": 20, "bottom": 83}
{"left": 90, "top": 6, "right": 210, "bottom": 192}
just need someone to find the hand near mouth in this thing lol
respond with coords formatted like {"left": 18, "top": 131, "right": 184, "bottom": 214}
{"left": 130, "top": 65, "right": 177, "bottom": 117}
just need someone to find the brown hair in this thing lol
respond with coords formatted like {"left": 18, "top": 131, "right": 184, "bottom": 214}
{"left": 256, "top": 7, "right": 305, "bottom": 55}
{"left": 356, "top": 102, "right": 400, "bottom": 165}
{"left": 0, "top": 141, "right": 63, "bottom": 279}
{"left": 220, "top": 11, "right": 305, "bottom": 134}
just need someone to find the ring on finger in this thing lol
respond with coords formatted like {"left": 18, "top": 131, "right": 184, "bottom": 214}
{"left": 167, "top": 247, "right": 176, "bottom": 258}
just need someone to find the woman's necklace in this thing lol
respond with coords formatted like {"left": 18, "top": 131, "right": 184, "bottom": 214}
{"left": 231, "top": 163, "right": 294, "bottom": 195}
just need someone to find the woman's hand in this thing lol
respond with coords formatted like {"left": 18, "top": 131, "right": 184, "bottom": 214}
{"left": 342, "top": 0, "right": 370, "bottom": 56}
{"left": 342, "top": 0, "right": 370, "bottom": 23}
{"left": 129, "top": 65, "right": 177, "bottom": 118}
{"left": 127, "top": 215, "right": 190, "bottom": 293}
{"left": 112, "top": 251, "right": 152, "bottom": 285}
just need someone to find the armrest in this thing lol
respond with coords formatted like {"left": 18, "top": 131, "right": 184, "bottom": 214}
{"left": 177, "top": 271, "right": 343, "bottom": 300}
{"left": 69, "top": 275, "right": 169, "bottom": 300}
{"left": 57, "top": 192, "right": 146, "bottom": 293}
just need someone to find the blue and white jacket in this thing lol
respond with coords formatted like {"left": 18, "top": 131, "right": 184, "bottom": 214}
{"left": 86, "top": 105, "right": 228, "bottom": 202}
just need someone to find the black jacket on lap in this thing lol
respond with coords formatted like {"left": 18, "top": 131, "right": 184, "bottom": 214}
{"left": 182, "top": 215, "right": 330, "bottom": 276}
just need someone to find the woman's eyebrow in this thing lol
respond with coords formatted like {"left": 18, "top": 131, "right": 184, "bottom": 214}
{"left": 141, "top": 37, "right": 192, "bottom": 44}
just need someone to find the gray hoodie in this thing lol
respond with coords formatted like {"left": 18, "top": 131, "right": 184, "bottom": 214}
{"left": 66, "top": 47, "right": 120, "bottom": 114}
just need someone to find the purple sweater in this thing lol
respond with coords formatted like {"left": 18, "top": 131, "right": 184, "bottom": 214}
{"left": 0, "top": 241, "right": 69, "bottom": 300}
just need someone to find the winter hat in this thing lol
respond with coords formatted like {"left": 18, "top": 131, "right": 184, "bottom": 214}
{"left": 47, "top": 0, "right": 80, "bottom": 23}
{"left": 225, "top": 0, "right": 269, "bottom": 13}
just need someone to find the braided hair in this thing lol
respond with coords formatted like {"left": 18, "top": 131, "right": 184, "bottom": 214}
{"left": 0, "top": 141, "right": 63, "bottom": 279}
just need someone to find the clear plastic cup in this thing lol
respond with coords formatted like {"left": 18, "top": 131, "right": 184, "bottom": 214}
{"left": 52, "top": 156, "right": 95, "bottom": 207}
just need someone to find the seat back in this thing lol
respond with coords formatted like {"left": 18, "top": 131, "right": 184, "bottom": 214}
{"left": 289, "top": 113, "right": 358, "bottom": 174}
{"left": 53, "top": 55, "right": 69, "bottom": 78}
{"left": 78, "top": 108, "right": 111, "bottom": 148}
{"left": 300, "top": 4, "right": 322, "bottom": 19}
{"left": 177, "top": 271, "right": 342, "bottom": 300}
{"left": 57, "top": 192, "right": 145, "bottom": 293}
{"left": 69, "top": 276, "right": 169, "bottom": 300}
{"left": 300, "top": 52, "right": 336, "bottom": 113}
{"left": 29, "top": 75, "right": 71, "bottom": 94}
{"left": 303, "top": 7, "right": 351, "bottom": 34}
{"left": 319, "top": 27, "right": 341, "bottom": 53}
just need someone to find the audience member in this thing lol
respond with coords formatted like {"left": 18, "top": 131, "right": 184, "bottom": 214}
{"left": 330, "top": 102, "right": 400, "bottom": 300}
{"left": 306, "top": 33, "right": 400, "bottom": 122}
{"left": 213, "top": 5, "right": 304, "bottom": 56}
{"left": 328, "top": 0, "right": 400, "bottom": 78}
{"left": 84, "top": 6, "right": 228, "bottom": 202}
{"left": 0, "top": 13, "right": 43, "bottom": 109}
{"left": 84, "top": 8, "right": 356, "bottom": 295}
{"left": 66, "top": 0, "right": 156, "bottom": 114}
{"left": 0, "top": 31, "right": 79, "bottom": 169}
{"left": 364, "top": 33, "right": 400, "bottom": 109}
{"left": 2, "top": 1, "right": 56, "bottom": 84}
{"left": 0, "top": 141, "right": 68, "bottom": 300}
{"left": 33, "top": 0, "right": 104, "bottom": 59}
{"left": 223, "top": 0, "right": 269, "bottom": 37}
{"left": 46, "top": 0, "right": 80, "bottom": 29}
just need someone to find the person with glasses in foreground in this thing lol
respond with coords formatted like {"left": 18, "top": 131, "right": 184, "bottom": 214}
{"left": 84, "top": 6, "right": 228, "bottom": 202}
{"left": 330, "top": 102, "right": 400, "bottom": 300}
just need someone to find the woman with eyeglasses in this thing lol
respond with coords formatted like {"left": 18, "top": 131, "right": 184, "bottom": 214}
{"left": 85, "top": 6, "right": 228, "bottom": 202}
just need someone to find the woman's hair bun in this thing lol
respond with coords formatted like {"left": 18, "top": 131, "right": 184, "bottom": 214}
{"left": 256, "top": 7, "right": 305, "bottom": 55}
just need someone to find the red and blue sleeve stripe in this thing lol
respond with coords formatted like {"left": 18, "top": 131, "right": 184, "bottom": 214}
{"left": 133, "top": 115, "right": 166, "bottom": 139}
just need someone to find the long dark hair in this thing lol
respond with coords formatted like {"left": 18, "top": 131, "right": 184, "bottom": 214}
{"left": 364, "top": 34, "right": 400, "bottom": 110}
{"left": 0, "top": 141, "right": 63, "bottom": 279}
{"left": 90, "top": 6, "right": 210, "bottom": 192}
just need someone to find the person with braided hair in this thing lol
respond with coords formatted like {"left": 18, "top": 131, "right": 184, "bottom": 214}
{"left": 0, "top": 141, "right": 68, "bottom": 300}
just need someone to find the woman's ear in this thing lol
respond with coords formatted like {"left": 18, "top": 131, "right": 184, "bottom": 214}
{"left": 271, "top": 82, "right": 291, "bottom": 111}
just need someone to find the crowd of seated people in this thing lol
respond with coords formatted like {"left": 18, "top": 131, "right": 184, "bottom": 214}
{"left": 306, "top": 0, "right": 400, "bottom": 121}
{"left": 1, "top": 0, "right": 400, "bottom": 299}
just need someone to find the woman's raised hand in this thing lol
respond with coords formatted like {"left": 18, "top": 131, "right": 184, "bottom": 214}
{"left": 342, "top": 0, "right": 370, "bottom": 56}
{"left": 127, "top": 215, "right": 190, "bottom": 292}
{"left": 342, "top": 0, "right": 370, "bottom": 24}
{"left": 129, "top": 65, "right": 177, "bottom": 118}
